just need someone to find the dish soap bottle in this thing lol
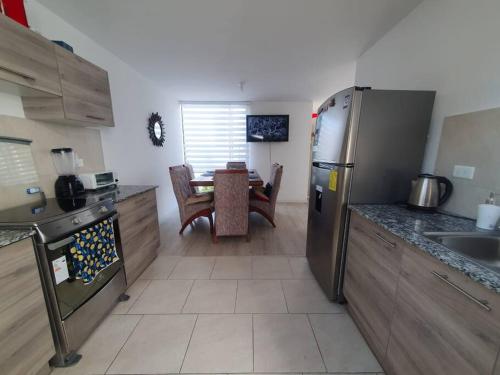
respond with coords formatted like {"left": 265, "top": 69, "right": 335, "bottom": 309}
{"left": 476, "top": 192, "right": 500, "bottom": 230}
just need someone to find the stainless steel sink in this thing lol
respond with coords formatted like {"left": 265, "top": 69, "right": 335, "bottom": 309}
{"left": 424, "top": 232, "right": 500, "bottom": 273}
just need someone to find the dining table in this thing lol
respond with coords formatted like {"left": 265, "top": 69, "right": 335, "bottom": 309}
{"left": 189, "top": 169, "right": 264, "bottom": 187}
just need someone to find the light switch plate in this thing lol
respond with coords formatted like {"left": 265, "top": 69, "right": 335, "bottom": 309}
{"left": 453, "top": 165, "right": 475, "bottom": 179}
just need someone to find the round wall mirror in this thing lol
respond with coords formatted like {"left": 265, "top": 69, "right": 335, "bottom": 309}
{"left": 148, "top": 112, "right": 165, "bottom": 147}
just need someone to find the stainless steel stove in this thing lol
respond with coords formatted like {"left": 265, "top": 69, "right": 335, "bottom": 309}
{"left": 0, "top": 197, "right": 127, "bottom": 367}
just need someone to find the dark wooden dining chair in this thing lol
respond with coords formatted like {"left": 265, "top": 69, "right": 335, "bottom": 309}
{"left": 169, "top": 165, "right": 213, "bottom": 235}
{"left": 213, "top": 169, "right": 249, "bottom": 242}
{"left": 226, "top": 161, "right": 247, "bottom": 169}
{"left": 249, "top": 163, "right": 283, "bottom": 227}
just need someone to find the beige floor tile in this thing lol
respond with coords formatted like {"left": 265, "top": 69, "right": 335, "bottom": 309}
{"left": 253, "top": 314, "right": 325, "bottom": 373}
{"left": 211, "top": 256, "right": 252, "bottom": 279}
{"left": 289, "top": 256, "right": 315, "bottom": 279}
{"left": 183, "top": 279, "right": 237, "bottom": 313}
{"left": 252, "top": 256, "right": 293, "bottom": 279}
{"left": 235, "top": 279, "right": 287, "bottom": 313}
{"left": 181, "top": 314, "right": 253, "bottom": 373}
{"left": 112, "top": 279, "right": 150, "bottom": 314}
{"left": 169, "top": 256, "right": 216, "bottom": 279}
{"left": 128, "top": 279, "right": 193, "bottom": 314}
{"left": 107, "top": 314, "right": 197, "bottom": 374}
{"left": 309, "top": 314, "right": 382, "bottom": 373}
{"left": 139, "top": 255, "right": 182, "bottom": 279}
{"left": 51, "top": 315, "right": 140, "bottom": 375}
{"left": 282, "top": 279, "right": 344, "bottom": 313}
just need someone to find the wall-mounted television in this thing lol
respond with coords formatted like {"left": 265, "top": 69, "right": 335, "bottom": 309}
{"left": 246, "top": 115, "right": 289, "bottom": 142}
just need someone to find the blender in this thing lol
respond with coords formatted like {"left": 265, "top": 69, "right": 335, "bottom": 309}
{"left": 51, "top": 148, "right": 85, "bottom": 198}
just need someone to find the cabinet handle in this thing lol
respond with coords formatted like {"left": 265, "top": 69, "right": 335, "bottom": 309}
{"left": 86, "top": 115, "right": 105, "bottom": 121}
{"left": 0, "top": 65, "right": 36, "bottom": 81}
{"left": 374, "top": 232, "right": 396, "bottom": 248}
{"left": 431, "top": 271, "right": 491, "bottom": 311}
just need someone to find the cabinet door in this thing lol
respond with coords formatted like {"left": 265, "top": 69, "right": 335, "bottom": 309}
{"left": 117, "top": 190, "right": 160, "bottom": 284}
{"left": 0, "top": 239, "right": 55, "bottom": 375}
{"left": 385, "top": 246, "right": 500, "bottom": 375}
{"left": 0, "top": 15, "right": 61, "bottom": 96}
{"left": 343, "top": 212, "right": 403, "bottom": 362}
{"left": 56, "top": 46, "right": 114, "bottom": 126}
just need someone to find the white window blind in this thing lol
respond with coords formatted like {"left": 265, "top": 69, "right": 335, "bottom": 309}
{"left": 181, "top": 103, "right": 249, "bottom": 176}
{"left": 0, "top": 139, "right": 38, "bottom": 186}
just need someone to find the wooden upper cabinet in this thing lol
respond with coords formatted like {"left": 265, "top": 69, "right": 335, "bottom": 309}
{"left": 343, "top": 211, "right": 403, "bottom": 362}
{"left": 56, "top": 46, "right": 114, "bottom": 126}
{"left": 0, "top": 238, "right": 55, "bottom": 375}
{"left": 0, "top": 14, "right": 61, "bottom": 97}
{"left": 23, "top": 45, "right": 115, "bottom": 127}
{"left": 384, "top": 246, "right": 500, "bottom": 375}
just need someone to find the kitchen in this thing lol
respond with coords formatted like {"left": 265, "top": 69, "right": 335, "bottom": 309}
{"left": 1, "top": 1, "right": 500, "bottom": 375}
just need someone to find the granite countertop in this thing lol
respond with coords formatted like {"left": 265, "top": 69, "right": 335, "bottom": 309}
{"left": 0, "top": 228, "right": 35, "bottom": 248}
{"left": 349, "top": 204, "right": 500, "bottom": 294}
{"left": 82, "top": 184, "right": 158, "bottom": 203}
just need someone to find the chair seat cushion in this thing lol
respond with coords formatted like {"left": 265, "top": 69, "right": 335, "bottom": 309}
{"left": 186, "top": 192, "right": 214, "bottom": 205}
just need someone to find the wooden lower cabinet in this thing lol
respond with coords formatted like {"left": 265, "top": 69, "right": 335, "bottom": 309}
{"left": 0, "top": 239, "right": 55, "bottom": 375}
{"left": 343, "top": 212, "right": 403, "bottom": 362}
{"left": 345, "top": 209, "right": 500, "bottom": 375}
{"left": 117, "top": 189, "right": 160, "bottom": 285}
{"left": 384, "top": 246, "right": 500, "bottom": 375}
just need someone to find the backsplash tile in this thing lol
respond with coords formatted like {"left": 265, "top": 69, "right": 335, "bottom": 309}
{"left": 435, "top": 107, "right": 500, "bottom": 218}
{"left": 0, "top": 115, "right": 105, "bottom": 209}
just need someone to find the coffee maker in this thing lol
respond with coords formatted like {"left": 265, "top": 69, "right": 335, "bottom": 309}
{"left": 51, "top": 148, "right": 84, "bottom": 198}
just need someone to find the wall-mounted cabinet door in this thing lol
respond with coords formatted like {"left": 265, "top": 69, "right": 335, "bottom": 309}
{"left": 384, "top": 246, "right": 500, "bottom": 375}
{"left": 56, "top": 46, "right": 114, "bottom": 126}
{"left": 0, "top": 14, "right": 61, "bottom": 97}
{"left": 23, "top": 46, "right": 115, "bottom": 127}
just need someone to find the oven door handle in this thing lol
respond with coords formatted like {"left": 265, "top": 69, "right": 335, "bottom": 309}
{"left": 47, "top": 236, "right": 75, "bottom": 251}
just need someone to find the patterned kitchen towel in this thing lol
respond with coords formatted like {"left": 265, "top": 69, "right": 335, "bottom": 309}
{"left": 69, "top": 218, "right": 119, "bottom": 284}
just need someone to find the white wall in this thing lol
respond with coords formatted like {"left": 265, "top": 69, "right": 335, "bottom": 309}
{"left": 249, "top": 101, "right": 313, "bottom": 203}
{"left": 0, "top": 1, "right": 184, "bottom": 223}
{"left": 355, "top": 0, "right": 500, "bottom": 172}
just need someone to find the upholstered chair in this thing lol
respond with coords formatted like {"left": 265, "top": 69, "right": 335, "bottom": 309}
{"left": 226, "top": 161, "right": 247, "bottom": 169}
{"left": 169, "top": 165, "right": 213, "bottom": 235}
{"left": 249, "top": 163, "right": 283, "bottom": 227}
{"left": 213, "top": 169, "right": 249, "bottom": 242}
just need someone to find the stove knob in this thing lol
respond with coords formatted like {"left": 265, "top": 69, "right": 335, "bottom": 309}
{"left": 72, "top": 217, "right": 82, "bottom": 225}
{"left": 99, "top": 206, "right": 109, "bottom": 214}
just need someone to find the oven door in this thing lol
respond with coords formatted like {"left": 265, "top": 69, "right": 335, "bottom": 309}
{"left": 45, "top": 215, "right": 123, "bottom": 320}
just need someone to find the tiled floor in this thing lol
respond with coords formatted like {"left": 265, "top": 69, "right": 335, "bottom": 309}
{"left": 52, "top": 204, "right": 383, "bottom": 375}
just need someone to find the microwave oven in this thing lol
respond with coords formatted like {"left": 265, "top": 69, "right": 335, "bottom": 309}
{"left": 78, "top": 171, "right": 116, "bottom": 190}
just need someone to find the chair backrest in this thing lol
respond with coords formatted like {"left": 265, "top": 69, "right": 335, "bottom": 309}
{"left": 184, "top": 163, "right": 197, "bottom": 193}
{"left": 268, "top": 163, "right": 283, "bottom": 215}
{"left": 226, "top": 161, "right": 247, "bottom": 170}
{"left": 185, "top": 163, "right": 195, "bottom": 179}
{"left": 214, "top": 169, "right": 249, "bottom": 236}
{"left": 169, "top": 165, "right": 192, "bottom": 220}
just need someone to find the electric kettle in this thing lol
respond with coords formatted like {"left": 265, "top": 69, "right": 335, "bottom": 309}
{"left": 408, "top": 174, "right": 453, "bottom": 210}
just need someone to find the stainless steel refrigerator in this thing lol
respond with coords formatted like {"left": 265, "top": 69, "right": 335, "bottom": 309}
{"left": 306, "top": 87, "right": 435, "bottom": 301}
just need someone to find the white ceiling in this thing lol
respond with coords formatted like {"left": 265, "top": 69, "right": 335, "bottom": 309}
{"left": 37, "top": 0, "right": 422, "bottom": 103}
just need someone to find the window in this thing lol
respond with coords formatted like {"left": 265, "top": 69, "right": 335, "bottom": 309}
{"left": 0, "top": 138, "right": 38, "bottom": 186}
{"left": 181, "top": 103, "right": 249, "bottom": 176}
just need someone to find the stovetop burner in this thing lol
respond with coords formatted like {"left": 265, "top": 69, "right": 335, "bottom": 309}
{"left": 0, "top": 197, "right": 100, "bottom": 225}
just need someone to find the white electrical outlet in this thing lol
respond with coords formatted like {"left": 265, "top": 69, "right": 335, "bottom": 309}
{"left": 453, "top": 165, "right": 475, "bottom": 179}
